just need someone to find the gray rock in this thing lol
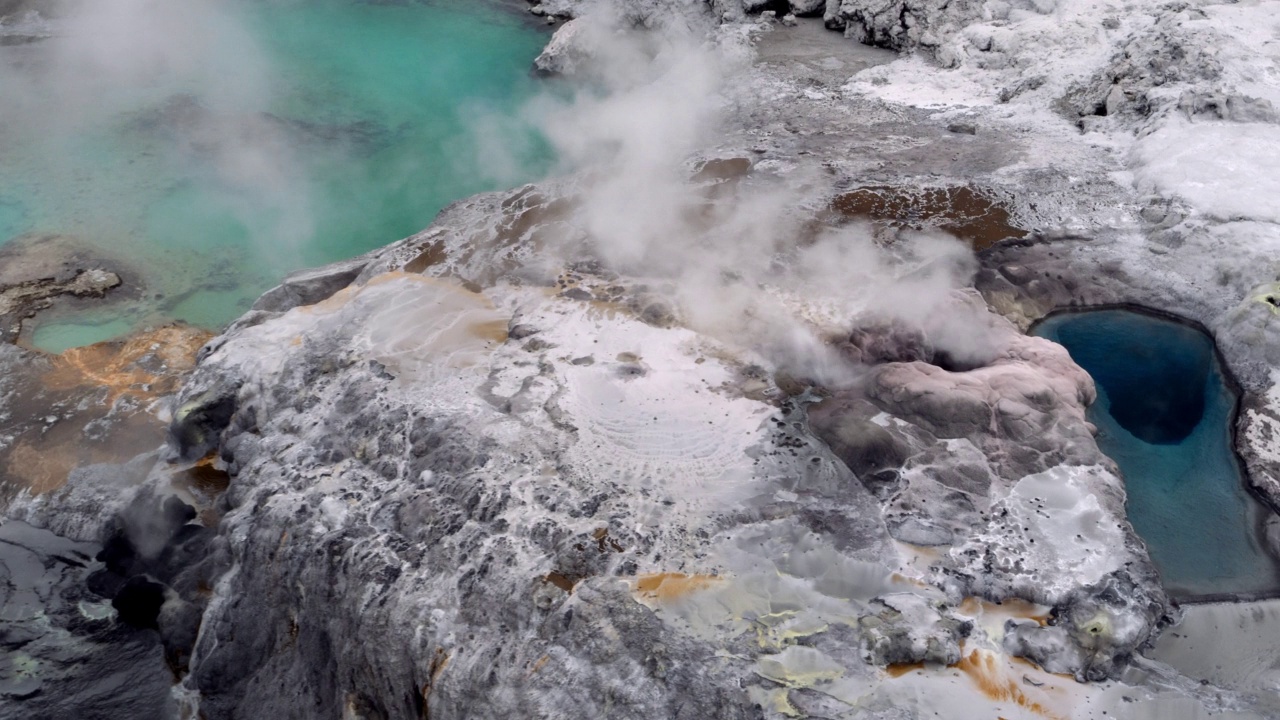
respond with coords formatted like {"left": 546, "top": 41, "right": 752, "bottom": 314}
{"left": 0, "top": 521, "right": 176, "bottom": 720}
{"left": 533, "top": 18, "right": 588, "bottom": 76}
{"left": 249, "top": 256, "right": 368, "bottom": 315}
{"left": 1178, "top": 92, "right": 1278, "bottom": 123}
{"left": 789, "top": 0, "right": 825, "bottom": 16}
{"left": 1059, "top": 7, "right": 1223, "bottom": 123}
{"left": 1006, "top": 571, "right": 1169, "bottom": 682}
{"left": 167, "top": 384, "right": 241, "bottom": 461}
{"left": 858, "top": 595, "right": 971, "bottom": 666}
{"left": 808, "top": 396, "right": 914, "bottom": 478}
{"left": 829, "top": 0, "right": 985, "bottom": 53}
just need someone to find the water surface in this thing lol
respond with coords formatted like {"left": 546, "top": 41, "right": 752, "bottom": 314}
{"left": 1034, "top": 309, "right": 1280, "bottom": 598}
{"left": 0, "top": 0, "right": 552, "bottom": 350}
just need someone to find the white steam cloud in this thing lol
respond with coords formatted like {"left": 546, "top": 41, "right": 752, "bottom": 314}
{"left": 520, "top": 8, "right": 985, "bottom": 385}
{"left": 0, "top": 0, "right": 313, "bottom": 261}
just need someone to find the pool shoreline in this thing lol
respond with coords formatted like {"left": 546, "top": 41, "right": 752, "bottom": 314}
{"left": 1031, "top": 302, "right": 1280, "bottom": 605}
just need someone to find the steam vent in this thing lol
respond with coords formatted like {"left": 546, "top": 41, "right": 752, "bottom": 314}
{"left": 3, "top": 0, "right": 1280, "bottom": 718}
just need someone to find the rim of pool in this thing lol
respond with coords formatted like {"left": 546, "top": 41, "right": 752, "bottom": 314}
{"left": 1031, "top": 303, "right": 1280, "bottom": 604}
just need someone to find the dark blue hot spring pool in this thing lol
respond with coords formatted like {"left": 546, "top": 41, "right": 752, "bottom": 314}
{"left": 1034, "top": 308, "right": 1280, "bottom": 599}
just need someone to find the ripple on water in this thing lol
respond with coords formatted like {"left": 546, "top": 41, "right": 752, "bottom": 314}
{"left": 1034, "top": 308, "right": 1280, "bottom": 599}
{"left": 0, "top": 196, "right": 30, "bottom": 243}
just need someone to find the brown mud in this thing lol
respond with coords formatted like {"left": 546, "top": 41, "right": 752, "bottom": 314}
{"left": 0, "top": 324, "right": 212, "bottom": 500}
{"left": 828, "top": 185, "right": 1028, "bottom": 251}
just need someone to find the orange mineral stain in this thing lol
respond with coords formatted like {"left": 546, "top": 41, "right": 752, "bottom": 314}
{"left": 955, "top": 650, "right": 1060, "bottom": 719}
{"left": 2, "top": 324, "right": 212, "bottom": 498}
{"left": 957, "top": 597, "right": 1051, "bottom": 627}
{"left": 884, "top": 662, "right": 925, "bottom": 678}
{"left": 632, "top": 573, "right": 720, "bottom": 602}
{"left": 43, "top": 324, "right": 211, "bottom": 403}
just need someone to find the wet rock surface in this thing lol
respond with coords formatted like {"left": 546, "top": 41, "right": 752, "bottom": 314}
{"left": 90, "top": 490, "right": 226, "bottom": 674}
{"left": 0, "top": 234, "right": 128, "bottom": 344}
{"left": 0, "top": 325, "right": 212, "bottom": 502}
{"left": 0, "top": 520, "right": 175, "bottom": 720}
{"left": 828, "top": 185, "right": 1028, "bottom": 251}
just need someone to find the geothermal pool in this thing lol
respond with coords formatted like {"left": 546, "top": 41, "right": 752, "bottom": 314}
{"left": 0, "top": 0, "right": 552, "bottom": 352}
{"left": 1034, "top": 309, "right": 1280, "bottom": 598}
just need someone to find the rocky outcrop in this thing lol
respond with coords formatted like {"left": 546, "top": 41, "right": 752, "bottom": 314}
{"left": 162, "top": 266, "right": 786, "bottom": 719}
{"left": 533, "top": 19, "right": 588, "bottom": 75}
{"left": 1059, "top": 6, "right": 1225, "bottom": 126}
{"left": 143, "top": 162, "right": 1175, "bottom": 717}
{"left": 1005, "top": 571, "right": 1170, "bottom": 681}
{"left": 809, "top": 295, "right": 1170, "bottom": 677}
{"left": 823, "top": 0, "right": 985, "bottom": 54}
{"left": 0, "top": 234, "right": 128, "bottom": 344}
{"left": 88, "top": 489, "right": 228, "bottom": 677}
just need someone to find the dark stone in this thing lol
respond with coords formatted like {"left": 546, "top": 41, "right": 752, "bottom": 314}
{"left": 1006, "top": 571, "right": 1169, "bottom": 681}
{"left": 640, "top": 302, "right": 674, "bottom": 327}
{"left": 809, "top": 395, "right": 914, "bottom": 479}
{"left": 560, "top": 287, "right": 593, "bottom": 301}
{"left": 86, "top": 568, "right": 128, "bottom": 599}
{"left": 508, "top": 323, "right": 539, "bottom": 339}
{"left": 251, "top": 257, "right": 368, "bottom": 314}
{"left": 112, "top": 576, "right": 168, "bottom": 630}
{"left": 169, "top": 385, "right": 240, "bottom": 461}
{"left": 843, "top": 320, "right": 933, "bottom": 365}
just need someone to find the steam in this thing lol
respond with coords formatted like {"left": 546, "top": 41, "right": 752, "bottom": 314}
{"left": 0, "top": 0, "right": 994, "bottom": 376}
{"left": 524, "top": 10, "right": 985, "bottom": 385}
{"left": 0, "top": 0, "right": 314, "bottom": 264}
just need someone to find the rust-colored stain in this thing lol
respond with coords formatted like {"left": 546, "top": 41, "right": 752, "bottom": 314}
{"left": 591, "top": 527, "right": 625, "bottom": 553}
{"left": 527, "top": 654, "right": 550, "bottom": 677}
{"left": 397, "top": 188, "right": 579, "bottom": 290}
{"left": 468, "top": 319, "right": 509, "bottom": 344}
{"left": 5, "top": 441, "right": 76, "bottom": 495}
{"left": 175, "top": 455, "right": 231, "bottom": 496}
{"left": 828, "top": 185, "right": 1027, "bottom": 251}
{"left": 420, "top": 648, "right": 451, "bottom": 720}
{"left": 957, "top": 597, "right": 1051, "bottom": 627}
{"left": 954, "top": 650, "right": 1059, "bottom": 719}
{"left": 172, "top": 454, "right": 232, "bottom": 525}
{"left": 885, "top": 662, "right": 925, "bottom": 677}
{"left": 2, "top": 324, "right": 211, "bottom": 498}
{"left": 888, "top": 572, "right": 932, "bottom": 589}
{"left": 404, "top": 238, "right": 449, "bottom": 274}
{"left": 632, "top": 573, "right": 720, "bottom": 601}
{"left": 43, "top": 324, "right": 211, "bottom": 403}
{"left": 543, "top": 571, "right": 579, "bottom": 593}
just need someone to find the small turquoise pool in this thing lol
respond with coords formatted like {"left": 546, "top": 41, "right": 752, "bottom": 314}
{"left": 1034, "top": 309, "right": 1280, "bottom": 598}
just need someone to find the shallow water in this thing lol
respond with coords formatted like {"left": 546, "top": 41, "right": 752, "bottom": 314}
{"left": 1035, "top": 309, "right": 1280, "bottom": 598}
{"left": 30, "top": 316, "right": 136, "bottom": 354}
{"left": 0, "top": 0, "right": 552, "bottom": 351}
